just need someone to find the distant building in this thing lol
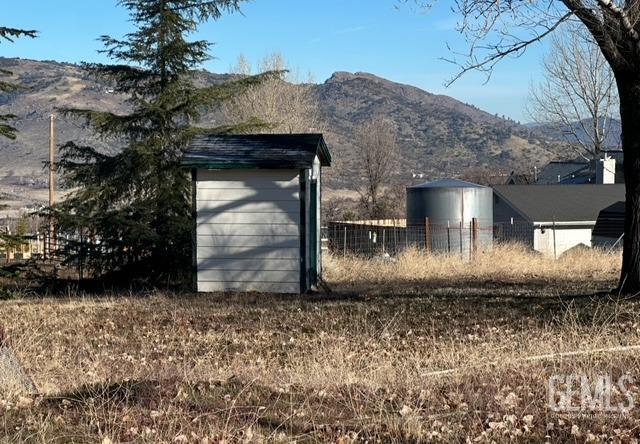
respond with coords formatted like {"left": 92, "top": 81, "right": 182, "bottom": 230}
{"left": 0, "top": 235, "right": 44, "bottom": 262}
{"left": 536, "top": 160, "right": 590, "bottom": 184}
{"left": 535, "top": 150, "right": 623, "bottom": 185}
{"left": 505, "top": 171, "right": 532, "bottom": 185}
{"left": 493, "top": 184, "right": 625, "bottom": 257}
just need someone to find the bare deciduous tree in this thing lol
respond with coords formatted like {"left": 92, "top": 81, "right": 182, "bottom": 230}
{"left": 223, "top": 53, "right": 321, "bottom": 134}
{"left": 355, "top": 117, "right": 400, "bottom": 219}
{"left": 406, "top": 0, "right": 640, "bottom": 293}
{"left": 230, "top": 53, "right": 251, "bottom": 76}
{"left": 529, "top": 25, "right": 619, "bottom": 159}
{"left": 460, "top": 166, "right": 503, "bottom": 186}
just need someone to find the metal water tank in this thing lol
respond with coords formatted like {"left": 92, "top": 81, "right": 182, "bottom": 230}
{"left": 406, "top": 179, "right": 493, "bottom": 256}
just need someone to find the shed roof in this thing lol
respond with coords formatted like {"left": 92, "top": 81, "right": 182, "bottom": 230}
{"left": 182, "top": 134, "right": 331, "bottom": 169}
{"left": 493, "top": 184, "right": 625, "bottom": 223}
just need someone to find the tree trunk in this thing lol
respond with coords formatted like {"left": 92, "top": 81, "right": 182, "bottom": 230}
{"left": 617, "top": 74, "right": 640, "bottom": 294}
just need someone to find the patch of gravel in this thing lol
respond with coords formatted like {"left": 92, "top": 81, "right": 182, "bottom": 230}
{"left": 0, "top": 345, "right": 37, "bottom": 396}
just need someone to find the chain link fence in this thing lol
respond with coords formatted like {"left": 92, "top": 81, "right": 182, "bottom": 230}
{"left": 325, "top": 218, "right": 618, "bottom": 259}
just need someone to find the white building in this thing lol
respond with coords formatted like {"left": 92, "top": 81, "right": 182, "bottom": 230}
{"left": 493, "top": 184, "right": 625, "bottom": 257}
{"left": 182, "top": 134, "right": 331, "bottom": 294}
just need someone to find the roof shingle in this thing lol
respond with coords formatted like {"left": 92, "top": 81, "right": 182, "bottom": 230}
{"left": 493, "top": 184, "right": 625, "bottom": 223}
{"left": 182, "top": 134, "right": 331, "bottom": 169}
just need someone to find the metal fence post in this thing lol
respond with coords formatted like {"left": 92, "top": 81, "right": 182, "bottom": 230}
{"left": 343, "top": 225, "right": 347, "bottom": 257}
{"left": 552, "top": 216, "right": 557, "bottom": 260}
{"left": 424, "top": 217, "right": 431, "bottom": 253}
{"left": 404, "top": 225, "right": 408, "bottom": 251}
{"left": 382, "top": 228, "right": 386, "bottom": 255}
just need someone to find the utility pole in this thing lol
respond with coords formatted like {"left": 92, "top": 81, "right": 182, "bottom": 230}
{"left": 48, "top": 114, "right": 56, "bottom": 258}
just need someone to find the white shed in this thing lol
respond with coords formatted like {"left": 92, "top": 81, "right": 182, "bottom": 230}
{"left": 493, "top": 184, "right": 625, "bottom": 257}
{"left": 182, "top": 134, "right": 331, "bottom": 293}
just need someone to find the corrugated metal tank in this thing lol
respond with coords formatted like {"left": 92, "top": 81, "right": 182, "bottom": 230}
{"left": 406, "top": 179, "right": 493, "bottom": 256}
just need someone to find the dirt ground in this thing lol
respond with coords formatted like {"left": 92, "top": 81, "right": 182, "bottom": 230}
{"left": 1, "top": 249, "right": 639, "bottom": 443}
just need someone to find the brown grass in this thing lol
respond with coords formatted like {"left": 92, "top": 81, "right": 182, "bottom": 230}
{"left": 326, "top": 244, "right": 621, "bottom": 294}
{"left": 1, "top": 246, "right": 638, "bottom": 443}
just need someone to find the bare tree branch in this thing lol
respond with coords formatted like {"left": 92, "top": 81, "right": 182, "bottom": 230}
{"left": 529, "top": 24, "right": 619, "bottom": 159}
{"left": 355, "top": 117, "right": 400, "bottom": 218}
{"left": 596, "top": 0, "right": 640, "bottom": 49}
{"left": 444, "top": 10, "right": 573, "bottom": 86}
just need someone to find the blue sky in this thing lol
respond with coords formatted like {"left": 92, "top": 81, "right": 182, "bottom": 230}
{"left": 2, "top": 0, "right": 551, "bottom": 121}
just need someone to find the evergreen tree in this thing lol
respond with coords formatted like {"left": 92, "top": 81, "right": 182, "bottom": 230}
{"left": 0, "top": 27, "right": 37, "bottom": 140}
{"left": 1, "top": 26, "right": 36, "bottom": 245}
{"left": 56, "top": 1, "right": 275, "bottom": 283}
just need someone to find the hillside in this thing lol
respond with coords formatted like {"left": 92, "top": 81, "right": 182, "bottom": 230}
{"left": 530, "top": 117, "right": 622, "bottom": 150}
{"left": 0, "top": 58, "right": 571, "bottom": 210}
{"left": 316, "top": 72, "right": 571, "bottom": 188}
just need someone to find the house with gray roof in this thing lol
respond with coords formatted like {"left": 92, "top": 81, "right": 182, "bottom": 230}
{"left": 535, "top": 150, "right": 624, "bottom": 185}
{"left": 493, "top": 184, "right": 625, "bottom": 257}
{"left": 535, "top": 160, "right": 590, "bottom": 184}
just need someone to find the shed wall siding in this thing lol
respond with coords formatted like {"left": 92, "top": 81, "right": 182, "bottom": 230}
{"left": 196, "top": 169, "right": 301, "bottom": 293}
{"left": 314, "top": 157, "right": 322, "bottom": 282}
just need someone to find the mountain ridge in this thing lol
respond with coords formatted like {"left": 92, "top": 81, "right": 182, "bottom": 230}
{"left": 0, "top": 57, "right": 572, "bottom": 209}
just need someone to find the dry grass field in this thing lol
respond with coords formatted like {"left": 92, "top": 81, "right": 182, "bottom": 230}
{"left": 2, "top": 246, "right": 640, "bottom": 443}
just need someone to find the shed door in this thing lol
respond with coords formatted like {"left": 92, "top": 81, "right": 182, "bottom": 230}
{"left": 195, "top": 169, "right": 301, "bottom": 293}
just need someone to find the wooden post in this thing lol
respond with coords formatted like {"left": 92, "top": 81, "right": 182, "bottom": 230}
{"left": 471, "top": 218, "right": 479, "bottom": 259}
{"left": 393, "top": 220, "right": 398, "bottom": 255}
{"left": 424, "top": 217, "right": 431, "bottom": 252}
{"left": 48, "top": 114, "right": 56, "bottom": 258}
{"left": 459, "top": 220, "right": 463, "bottom": 258}
{"left": 78, "top": 229, "right": 84, "bottom": 281}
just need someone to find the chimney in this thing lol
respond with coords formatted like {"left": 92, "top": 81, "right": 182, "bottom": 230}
{"left": 596, "top": 154, "right": 616, "bottom": 184}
